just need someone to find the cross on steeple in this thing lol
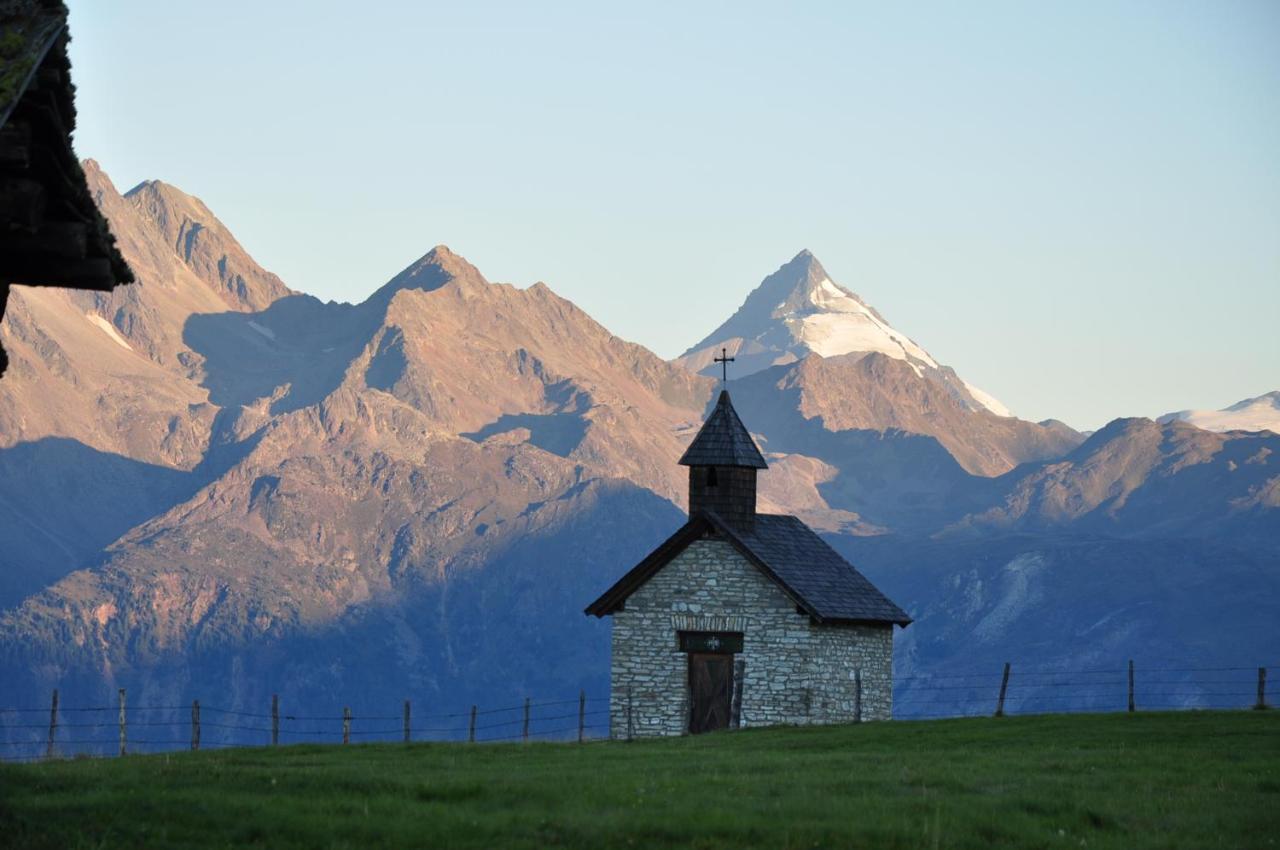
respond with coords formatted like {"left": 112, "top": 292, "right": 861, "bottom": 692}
{"left": 714, "top": 347, "right": 735, "bottom": 385}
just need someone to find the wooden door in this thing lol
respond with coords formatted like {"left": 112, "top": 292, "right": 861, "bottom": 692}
{"left": 688, "top": 652, "right": 733, "bottom": 734}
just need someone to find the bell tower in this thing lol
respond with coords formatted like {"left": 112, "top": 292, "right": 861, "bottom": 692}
{"left": 678, "top": 390, "right": 767, "bottom": 533}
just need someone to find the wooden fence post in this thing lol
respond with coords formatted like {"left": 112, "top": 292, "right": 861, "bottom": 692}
{"left": 522, "top": 698, "right": 530, "bottom": 743}
{"left": 45, "top": 689, "right": 58, "bottom": 760}
{"left": 404, "top": 700, "right": 411, "bottom": 743}
{"left": 271, "top": 694, "right": 279, "bottom": 746}
{"left": 343, "top": 707, "right": 351, "bottom": 744}
{"left": 578, "top": 690, "right": 586, "bottom": 743}
{"left": 191, "top": 700, "right": 200, "bottom": 751}
{"left": 731, "top": 659, "right": 745, "bottom": 729}
{"left": 995, "top": 662, "right": 1010, "bottom": 717}
{"left": 1256, "top": 668, "right": 1267, "bottom": 710}
{"left": 1128, "top": 660, "right": 1135, "bottom": 713}
{"left": 626, "top": 686, "right": 633, "bottom": 742}
{"left": 468, "top": 705, "right": 477, "bottom": 743}
{"left": 854, "top": 669, "right": 863, "bottom": 723}
{"left": 118, "top": 688, "right": 127, "bottom": 756}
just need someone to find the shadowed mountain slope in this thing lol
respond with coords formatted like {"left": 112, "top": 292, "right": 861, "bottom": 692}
{"left": 950, "top": 418, "right": 1280, "bottom": 542}
{"left": 0, "top": 164, "right": 717, "bottom": 708}
{"left": 842, "top": 532, "right": 1279, "bottom": 710}
{"left": 0, "top": 165, "right": 1276, "bottom": 721}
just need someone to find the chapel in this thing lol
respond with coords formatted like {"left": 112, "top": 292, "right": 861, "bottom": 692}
{"left": 585, "top": 389, "right": 911, "bottom": 736}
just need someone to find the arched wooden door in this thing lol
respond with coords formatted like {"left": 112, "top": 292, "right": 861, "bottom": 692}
{"left": 688, "top": 652, "right": 733, "bottom": 734}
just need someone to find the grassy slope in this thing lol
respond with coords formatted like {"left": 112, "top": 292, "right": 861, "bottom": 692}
{"left": 1, "top": 712, "right": 1277, "bottom": 849}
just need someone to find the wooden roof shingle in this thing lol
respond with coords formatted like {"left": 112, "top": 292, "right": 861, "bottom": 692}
{"left": 0, "top": 0, "right": 134, "bottom": 375}
{"left": 678, "top": 390, "right": 768, "bottom": 469}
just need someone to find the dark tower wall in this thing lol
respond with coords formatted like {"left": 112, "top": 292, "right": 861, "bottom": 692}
{"left": 688, "top": 465, "right": 757, "bottom": 532}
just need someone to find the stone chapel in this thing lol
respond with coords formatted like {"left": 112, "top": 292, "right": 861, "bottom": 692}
{"left": 585, "top": 389, "right": 911, "bottom": 737}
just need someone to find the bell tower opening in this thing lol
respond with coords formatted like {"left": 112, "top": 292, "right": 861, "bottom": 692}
{"left": 677, "top": 390, "right": 767, "bottom": 534}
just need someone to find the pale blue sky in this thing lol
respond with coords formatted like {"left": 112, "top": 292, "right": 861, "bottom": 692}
{"left": 67, "top": 1, "right": 1278, "bottom": 429}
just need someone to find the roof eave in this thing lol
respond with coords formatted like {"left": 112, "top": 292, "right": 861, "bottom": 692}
{"left": 819, "top": 616, "right": 914, "bottom": 628}
{"left": 583, "top": 516, "right": 712, "bottom": 617}
{"left": 704, "top": 511, "right": 824, "bottom": 620}
{"left": 0, "top": 15, "right": 135, "bottom": 293}
{"left": 675, "top": 457, "right": 767, "bottom": 469}
{"left": 583, "top": 509, "right": 912, "bottom": 628}
{"left": 583, "top": 509, "right": 821, "bottom": 619}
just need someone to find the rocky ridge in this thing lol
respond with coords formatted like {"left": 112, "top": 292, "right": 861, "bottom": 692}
{"left": 0, "top": 165, "right": 1275, "bottom": 722}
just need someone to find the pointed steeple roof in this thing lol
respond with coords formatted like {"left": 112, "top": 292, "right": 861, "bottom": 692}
{"left": 678, "top": 390, "right": 768, "bottom": 469}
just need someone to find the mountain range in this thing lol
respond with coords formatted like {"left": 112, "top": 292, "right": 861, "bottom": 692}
{"left": 1159, "top": 392, "right": 1280, "bottom": 435}
{"left": 0, "top": 163, "right": 1276, "bottom": 733}
{"left": 677, "top": 249, "right": 1012, "bottom": 419}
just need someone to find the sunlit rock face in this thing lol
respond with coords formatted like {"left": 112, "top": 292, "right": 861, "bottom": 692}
{"left": 0, "top": 165, "right": 1275, "bottom": 729}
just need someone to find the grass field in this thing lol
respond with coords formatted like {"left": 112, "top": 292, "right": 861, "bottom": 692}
{"left": 1, "top": 711, "right": 1277, "bottom": 849}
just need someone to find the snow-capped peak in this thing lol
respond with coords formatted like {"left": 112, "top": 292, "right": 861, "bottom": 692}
{"left": 1158, "top": 391, "right": 1280, "bottom": 434}
{"left": 676, "top": 251, "right": 1012, "bottom": 417}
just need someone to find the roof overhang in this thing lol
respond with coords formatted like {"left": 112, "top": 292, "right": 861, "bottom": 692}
{"left": 585, "top": 508, "right": 912, "bottom": 627}
{"left": 0, "top": 6, "right": 133, "bottom": 293}
{"left": 585, "top": 509, "right": 914, "bottom": 625}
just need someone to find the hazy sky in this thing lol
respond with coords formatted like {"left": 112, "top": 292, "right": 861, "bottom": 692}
{"left": 68, "top": 1, "right": 1278, "bottom": 430}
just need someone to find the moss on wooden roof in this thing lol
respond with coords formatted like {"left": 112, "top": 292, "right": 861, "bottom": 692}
{"left": 0, "top": 0, "right": 133, "bottom": 375}
{"left": 0, "top": 2, "right": 64, "bottom": 126}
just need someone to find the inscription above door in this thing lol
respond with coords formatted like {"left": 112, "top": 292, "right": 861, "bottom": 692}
{"left": 678, "top": 631, "right": 744, "bottom": 654}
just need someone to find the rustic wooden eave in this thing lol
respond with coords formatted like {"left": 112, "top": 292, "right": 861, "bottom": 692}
{"left": 0, "top": 2, "right": 134, "bottom": 375}
{"left": 0, "top": 6, "right": 133, "bottom": 293}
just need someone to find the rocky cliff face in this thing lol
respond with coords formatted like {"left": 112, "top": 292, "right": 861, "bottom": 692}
{"left": 0, "top": 163, "right": 292, "bottom": 467}
{"left": 0, "top": 165, "right": 1276, "bottom": 727}
{"left": 0, "top": 164, "right": 298, "bottom": 606}
{"left": 950, "top": 417, "right": 1280, "bottom": 541}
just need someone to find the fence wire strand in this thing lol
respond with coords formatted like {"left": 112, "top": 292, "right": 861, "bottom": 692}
{"left": 0, "top": 665, "right": 1270, "bottom": 763}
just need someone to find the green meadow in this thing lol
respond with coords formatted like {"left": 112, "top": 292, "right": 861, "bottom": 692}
{"left": 2, "top": 711, "right": 1276, "bottom": 849}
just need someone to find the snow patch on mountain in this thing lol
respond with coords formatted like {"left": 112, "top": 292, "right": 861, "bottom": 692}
{"left": 248, "top": 320, "right": 276, "bottom": 341}
{"left": 789, "top": 278, "right": 939, "bottom": 376}
{"left": 962, "top": 380, "right": 1012, "bottom": 418}
{"left": 676, "top": 251, "right": 1011, "bottom": 418}
{"left": 1158, "top": 392, "right": 1280, "bottom": 434}
{"left": 86, "top": 313, "right": 132, "bottom": 351}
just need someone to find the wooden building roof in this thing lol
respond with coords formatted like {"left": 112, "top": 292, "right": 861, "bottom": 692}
{"left": 1, "top": 0, "right": 133, "bottom": 373}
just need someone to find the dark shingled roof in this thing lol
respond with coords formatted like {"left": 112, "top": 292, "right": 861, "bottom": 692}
{"left": 1, "top": 1, "right": 134, "bottom": 376}
{"left": 731, "top": 515, "right": 910, "bottom": 624}
{"left": 585, "top": 510, "right": 911, "bottom": 626}
{"left": 678, "top": 390, "right": 768, "bottom": 469}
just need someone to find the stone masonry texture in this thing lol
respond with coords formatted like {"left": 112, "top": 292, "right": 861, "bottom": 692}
{"left": 609, "top": 536, "right": 894, "bottom": 737}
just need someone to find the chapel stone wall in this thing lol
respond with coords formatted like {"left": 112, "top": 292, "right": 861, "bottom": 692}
{"left": 609, "top": 536, "right": 894, "bottom": 738}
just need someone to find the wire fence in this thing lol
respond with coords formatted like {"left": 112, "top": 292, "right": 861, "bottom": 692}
{"left": 0, "top": 661, "right": 1271, "bottom": 763}
{"left": 0, "top": 691, "right": 611, "bottom": 763}
{"left": 892, "top": 661, "right": 1272, "bottom": 720}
